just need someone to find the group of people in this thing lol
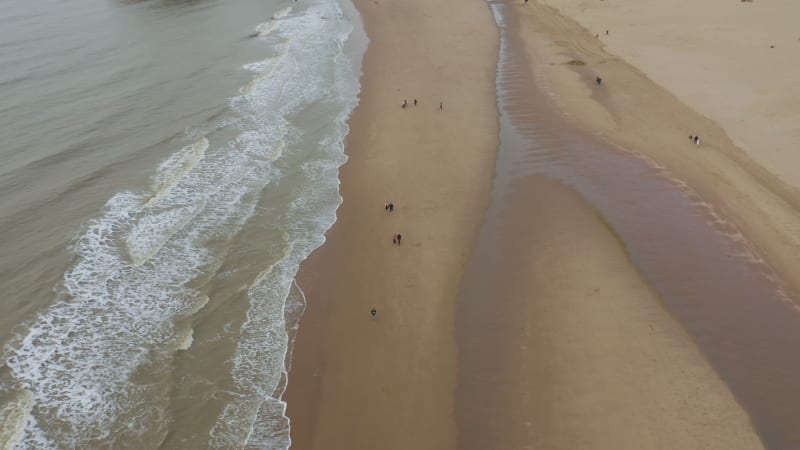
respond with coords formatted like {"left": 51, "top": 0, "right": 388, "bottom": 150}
{"left": 372, "top": 201, "right": 402, "bottom": 320}
{"left": 386, "top": 202, "right": 402, "bottom": 245}
{"left": 689, "top": 135, "right": 701, "bottom": 146}
{"left": 374, "top": 96, "right": 446, "bottom": 320}
{"left": 401, "top": 98, "right": 445, "bottom": 110}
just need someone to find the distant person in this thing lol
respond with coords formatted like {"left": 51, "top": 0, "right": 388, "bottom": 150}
{"left": 370, "top": 308, "right": 377, "bottom": 319}
{"left": 393, "top": 232, "right": 398, "bottom": 245}
{"left": 695, "top": 136, "right": 701, "bottom": 146}
{"left": 388, "top": 202, "right": 394, "bottom": 212}
{"left": 414, "top": 99, "right": 418, "bottom": 106}
{"left": 606, "top": 30, "right": 609, "bottom": 35}
{"left": 595, "top": 76, "right": 602, "bottom": 85}
{"left": 396, "top": 233, "right": 402, "bottom": 245}
{"left": 385, "top": 202, "right": 389, "bottom": 213}
{"left": 402, "top": 99, "right": 408, "bottom": 109}
{"left": 440, "top": 101, "right": 443, "bottom": 110}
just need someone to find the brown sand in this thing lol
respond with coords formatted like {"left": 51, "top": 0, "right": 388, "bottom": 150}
{"left": 457, "top": 176, "right": 765, "bottom": 449}
{"left": 283, "top": 0, "right": 499, "bottom": 446}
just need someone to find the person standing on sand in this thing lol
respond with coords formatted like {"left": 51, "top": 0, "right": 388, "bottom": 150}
{"left": 388, "top": 202, "right": 394, "bottom": 213}
{"left": 385, "top": 202, "right": 389, "bottom": 213}
{"left": 392, "top": 232, "right": 397, "bottom": 245}
{"left": 370, "top": 308, "right": 377, "bottom": 320}
{"left": 695, "top": 136, "right": 701, "bottom": 146}
{"left": 402, "top": 99, "right": 407, "bottom": 109}
{"left": 396, "top": 233, "right": 402, "bottom": 245}
{"left": 440, "top": 101, "right": 443, "bottom": 110}
{"left": 414, "top": 99, "right": 417, "bottom": 107}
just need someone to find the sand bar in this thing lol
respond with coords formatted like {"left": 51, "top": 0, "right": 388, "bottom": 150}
{"left": 457, "top": 176, "right": 765, "bottom": 450}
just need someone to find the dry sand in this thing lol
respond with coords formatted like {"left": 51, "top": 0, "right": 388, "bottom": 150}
{"left": 283, "top": 0, "right": 499, "bottom": 446}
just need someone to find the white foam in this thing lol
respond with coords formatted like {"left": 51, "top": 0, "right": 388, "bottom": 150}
{"left": 210, "top": 0, "right": 361, "bottom": 447}
{"left": 125, "top": 201, "right": 207, "bottom": 266}
{"left": 253, "top": 7, "right": 294, "bottom": 37}
{"left": 147, "top": 138, "right": 209, "bottom": 206}
{"left": 0, "top": 390, "right": 32, "bottom": 450}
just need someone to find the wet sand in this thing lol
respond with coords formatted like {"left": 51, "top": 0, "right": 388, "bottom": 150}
{"left": 283, "top": 0, "right": 499, "bottom": 446}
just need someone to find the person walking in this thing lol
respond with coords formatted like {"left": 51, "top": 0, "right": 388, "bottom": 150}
{"left": 384, "top": 202, "right": 389, "bottom": 213}
{"left": 392, "top": 232, "right": 397, "bottom": 245}
{"left": 388, "top": 202, "right": 394, "bottom": 213}
{"left": 440, "top": 101, "right": 443, "bottom": 110}
{"left": 370, "top": 308, "right": 377, "bottom": 320}
{"left": 396, "top": 233, "right": 402, "bottom": 245}
{"left": 414, "top": 99, "right": 417, "bottom": 107}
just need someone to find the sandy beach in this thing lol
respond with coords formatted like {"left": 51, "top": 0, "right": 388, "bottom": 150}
{"left": 284, "top": 0, "right": 800, "bottom": 448}
{"left": 283, "top": 0, "right": 499, "bottom": 446}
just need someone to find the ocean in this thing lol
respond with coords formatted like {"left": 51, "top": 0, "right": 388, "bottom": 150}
{"left": 0, "top": 0, "right": 365, "bottom": 447}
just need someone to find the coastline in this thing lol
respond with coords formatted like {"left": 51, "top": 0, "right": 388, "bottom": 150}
{"left": 283, "top": 0, "right": 499, "bottom": 446}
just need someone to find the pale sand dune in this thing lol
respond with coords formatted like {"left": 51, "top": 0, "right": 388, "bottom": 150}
{"left": 516, "top": 0, "right": 800, "bottom": 300}
{"left": 539, "top": 0, "right": 800, "bottom": 191}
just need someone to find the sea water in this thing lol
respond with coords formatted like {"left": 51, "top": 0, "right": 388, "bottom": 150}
{"left": 0, "top": 0, "right": 365, "bottom": 447}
